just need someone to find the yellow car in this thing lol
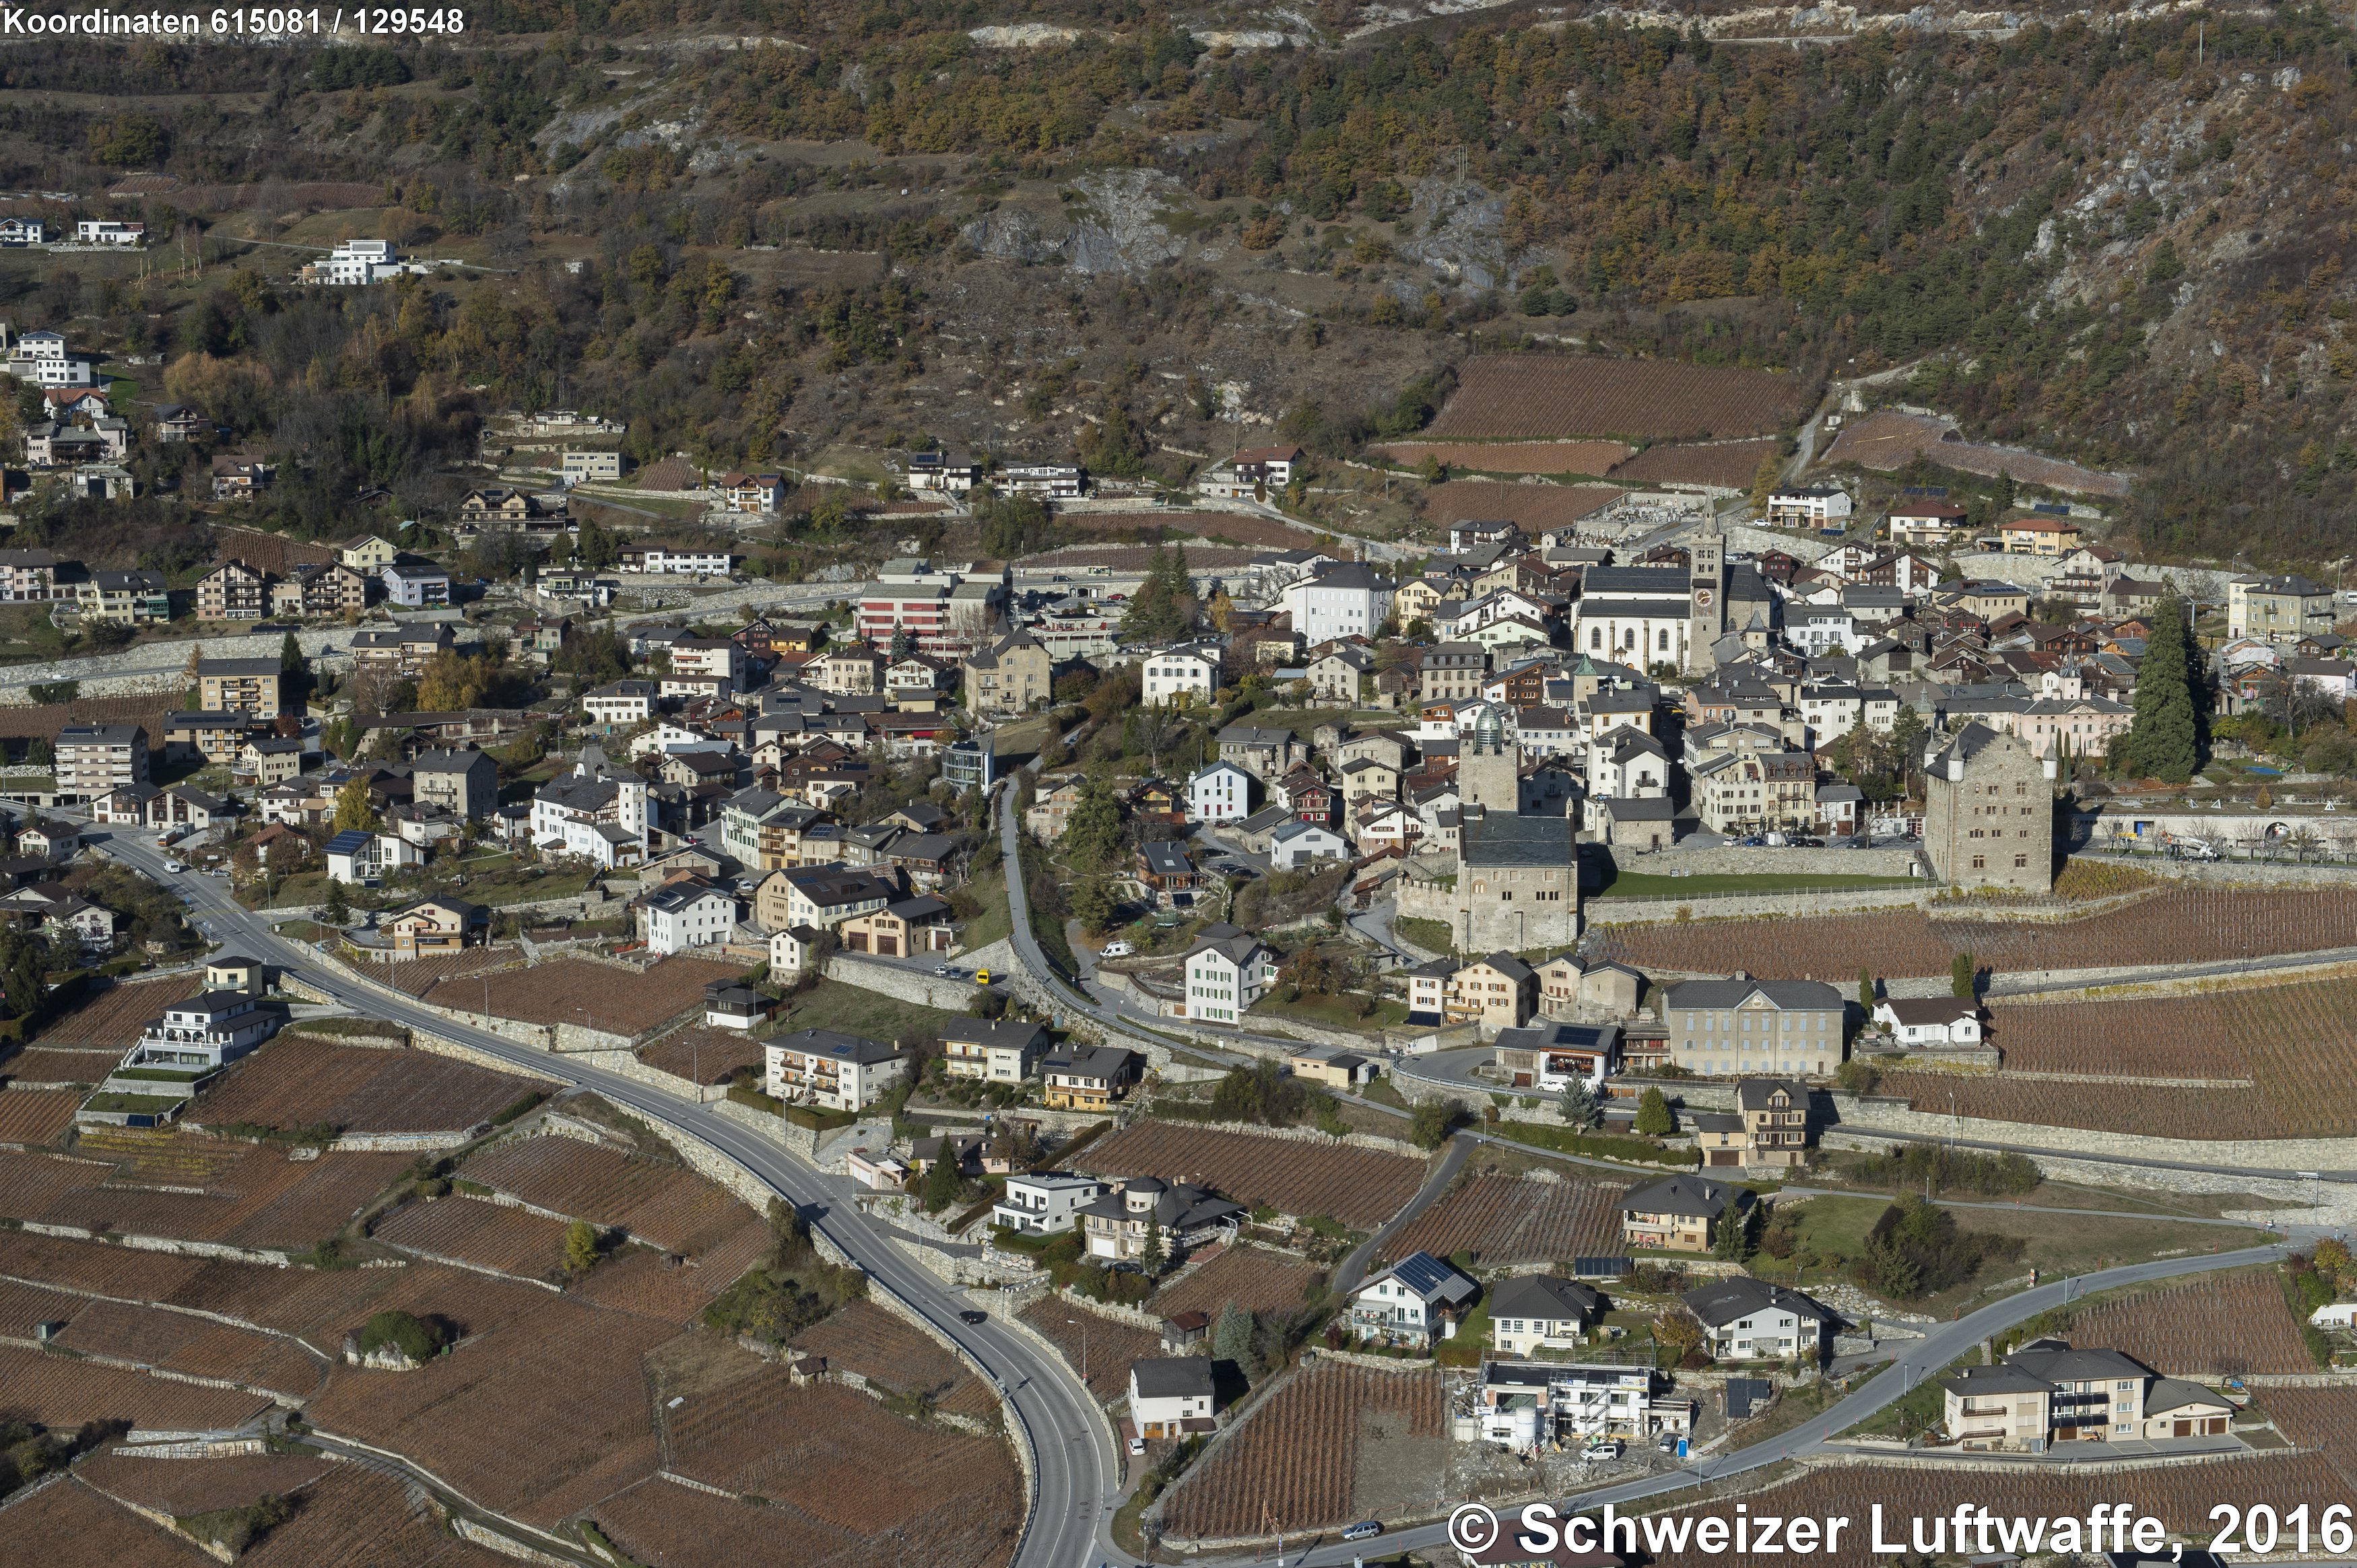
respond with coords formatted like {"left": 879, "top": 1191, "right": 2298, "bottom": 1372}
{"left": 973, "top": 969, "right": 993, "bottom": 986}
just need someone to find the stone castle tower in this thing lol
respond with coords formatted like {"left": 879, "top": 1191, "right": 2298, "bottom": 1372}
{"left": 1460, "top": 706, "right": 1519, "bottom": 816}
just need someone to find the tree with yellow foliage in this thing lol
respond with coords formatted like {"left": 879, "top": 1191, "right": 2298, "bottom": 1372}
{"left": 333, "top": 778, "right": 378, "bottom": 832}
{"left": 415, "top": 649, "right": 488, "bottom": 713}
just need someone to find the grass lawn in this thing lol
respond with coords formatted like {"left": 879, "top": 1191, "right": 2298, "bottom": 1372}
{"left": 1494, "top": 1120, "right": 1701, "bottom": 1169}
{"left": 1394, "top": 915, "right": 1455, "bottom": 955}
{"left": 440, "top": 860, "right": 595, "bottom": 908}
{"left": 992, "top": 713, "right": 1061, "bottom": 764}
{"left": 1589, "top": 871, "right": 1922, "bottom": 901}
{"left": 1841, "top": 1355, "right": 1966, "bottom": 1438}
{"left": 1255, "top": 706, "right": 1412, "bottom": 737}
{"left": 1250, "top": 990, "right": 1406, "bottom": 1029}
{"left": 242, "top": 870, "right": 331, "bottom": 911}
{"left": 1727, "top": 1377, "right": 1838, "bottom": 1446}
{"left": 960, "top": 862, "right": 1013, "bottom": 952}
{"left": 1434, "top": 1296, "right": 1494, "bottom": 1366}
{"left": 1749, "top": 1194, "right": 2267, "bottom": 1319}
{"left": 1358, "top": 1077, "right": 1408, "bottom": 1109}
{"left": 772, "top": 978, "right": 965, "bottom": 1046}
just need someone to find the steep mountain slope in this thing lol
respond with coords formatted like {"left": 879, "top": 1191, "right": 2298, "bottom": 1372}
{"left": 0, "top": 2, "right": 2348, "bottom": 563}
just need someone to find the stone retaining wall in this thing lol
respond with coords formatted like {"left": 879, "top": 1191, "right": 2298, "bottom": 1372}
{"left": 823, "top": 953, "right": 987, "bottom": 1012}
{"left": 22, "top": 1221, "right": 288, "bottom": 1266}
{"left": 1591, "top": 887, "right": 1935, "bottom": 927}
{"left": 0, "top": 624, "right": 356, "bottom": 704}
{"left": 329, "top": 1128, "right": 484, "bottom": 1152}
{"left": 1603, "top": 845, "right": 1925, "bottom": 879}
{"left": 405, "top": 1027, "right": 566, "bottom": 1086}
{"left": 1054, "top": 1285, "right": 1166, "bottom": 1331}
{"left": 1826, "top": 1103, "right": 2357, "bottom": 1170}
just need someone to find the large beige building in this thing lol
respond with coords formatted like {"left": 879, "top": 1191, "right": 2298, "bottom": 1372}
{"left": 1923, "top": 722, "right": 2053, "bottom": 894}
{"left": 963, "top": 629, "right": 1052, "bottom": 716}
{"left": 1941, "top": 1338, "right": 2235, "bottom": 1452}
{"left": 197, "top": 658, "right": 285, "bottom": 719}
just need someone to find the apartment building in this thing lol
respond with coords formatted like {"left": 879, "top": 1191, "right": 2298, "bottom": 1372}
{"left": 55, "top": 723, "right": 149, "bottom": 797}
{"left": 764, "top": 1027, "right": 908, "bottom": 1111}
{"left": 196, "top": 658, "right": 285, "bottom": 719}
{"left": 196, "top": 559, "right": 268, "bottom": 620}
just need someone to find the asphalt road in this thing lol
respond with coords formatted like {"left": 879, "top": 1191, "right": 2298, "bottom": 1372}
{"left": 88, "top": 825, "right": 1115, "bottom": 1568}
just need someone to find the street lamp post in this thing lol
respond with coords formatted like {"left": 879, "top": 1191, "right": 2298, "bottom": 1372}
{"left": 1067, "top": 1316, "right": 1088, "bottom": 1385}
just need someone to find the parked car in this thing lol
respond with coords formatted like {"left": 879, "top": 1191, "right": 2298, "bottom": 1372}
{"left": 1099, "top": 940, "right": 1135, "bottom": 959}
{"left": 1585, "top": 1438, "right": 1623, "bottom": 1460}
{"left": 1342, "top": 1521, "right": 1384, "bottom": 1542}
{"left": 1127, "top": 1435, "right": 1146, "bottom": 1456}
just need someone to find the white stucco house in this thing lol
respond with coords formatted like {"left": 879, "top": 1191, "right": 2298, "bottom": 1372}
{"left": 640, "top": 882, "right": 739, "bottom": 955}
{"left": 1187, "top": 760, "right": 1255, "bottom": 824}
{"left": 1267, "top": 819, "right": 1351, "bottom": 870}
{"left": 1141, "top": 644, "right": 1222, "bottom": 706}
{"left": 1871, "top": 996, "right": 1983, "bottom": 1046}
{"left": 1176, "top": 926, "right": 1277, "bottom": 1025}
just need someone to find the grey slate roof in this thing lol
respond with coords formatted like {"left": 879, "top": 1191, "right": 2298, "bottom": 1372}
{"left": 1621, "top": 1175, "right": 1746, "bottom": 1222}
{"left": 1459, "top": 811, "right": 1572, "bottom": 869}
{"left": 765, "top": 1027, "right": 902, "bottom": 1064}
{"left": 1131, "top": 1356, "right": 1215, "bottom": 1399}
{"left": 1682, "top": 1276, "right": 1836, "bottom": 1330}
{"left": 1487, "top": 1274, "right": 1599, "bottom": 1324}
{"left": 1661, "top": 977, "right": 1843, "bottom": 1012}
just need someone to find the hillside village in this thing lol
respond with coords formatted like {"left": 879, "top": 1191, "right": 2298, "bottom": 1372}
{"left": 7, "top": 331, "right": 2357, "bottom": 1564}
{"left": 11, "top": 5, "right": 2357, "bottom": 1548}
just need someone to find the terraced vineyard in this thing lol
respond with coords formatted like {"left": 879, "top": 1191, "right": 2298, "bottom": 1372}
{"left": 792, "top": 1299, "right": 998, "bottom": 1419}
{"left": 1604, "top": 889, "right": 2357, "bottom": 980}
{"left": 188, "top": 1037, "right": 548, "bottom": 1136}
{"left": 1891, "top": 975, "right": 2357, "bottom": 1140}
{"left": 54, "top": 1297, "right": 325, "bottom": 1399}
{"left": 372, "top": 945, "right": 525, "bottom": 997}
{"left": 2048, "top": 1271, "right": 2314, "bottom": 1377}
{"left": 32, "top": 975, "right": 200, "bottom": 1048}
{"left": 0, "top": 1138, "right": 411, "bottom": 1253}
{"left": 372, "top": 1193, "right": 573, "bottom": 1280}
{"left": 74, "top": 1448, "right": 334, "bottom": 1518}
{"left": 2255, "top": 1386, "right": 2357, "bottom": 1485}
{"left": 1149, "top": 1245, "right": 1325, "bottom": 1322}
{"left": 1985, "top": 996, "right": 2233, "bottom": 1079}
{"left": 461, "top": 1133, "right": 754, "bottom": 1254}
{"left": 1075, "top": 1122, "right": 1424, "bottom": 1229}
{"left": 1370, "top": 438, "right": 1633, "bottom": 474}
{"left": 1608, "top": 438, "right": 1781, "bottom": 488}
{"left": 1017, "top": 1297, "right": 1160, "bottom": 1403}
{"left": 1428, "top": 355, "right": 1805, "bottom": 440}
{"left": 0, "top": 1476, "right": 216, "bottom": 1568}
{"left": 302, "top": 1277, "right": 673, "bottom": 1530}
{"left": 1160, "top": 1361, "right": 1445, "bottom": 1539}
{"left": 0, "top": 1088, "right": 77, "bottom": 1145}
{"left": 653, "top": 1358, "right": 1022, "bottom": 1562}
{"left": 427, "top": 955, "right": 747, "bottom": 1036}
{"left": 1379, "top": 1171, "right": 1626, "bottom": 1266}
{"left": 0, "top": 1340, "right": 277, "bottom": 1434}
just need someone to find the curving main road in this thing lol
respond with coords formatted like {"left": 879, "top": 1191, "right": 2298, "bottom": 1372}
{"left": 87, "top": 826, "right": 1116, "bottom": 1568}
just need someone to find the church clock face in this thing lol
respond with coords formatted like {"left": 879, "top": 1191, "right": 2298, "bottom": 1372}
{"left": 1694, "top": 588, "right": 1715, "bottom": 607}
